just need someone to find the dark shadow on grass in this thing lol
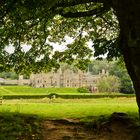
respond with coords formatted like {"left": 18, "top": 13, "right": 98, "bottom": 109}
{"left": 0, "top": 112, "right": 41, "bottom": 140}
{"left": 0, "top": 111, "right": 139, "bottom": 140}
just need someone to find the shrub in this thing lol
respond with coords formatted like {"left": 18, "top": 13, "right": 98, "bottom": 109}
{"left": 77, "top": 87, "right": 90, "bottom": 93}
{"left": 48, "top": 93, "right": 58, "bottom": 99}
{"left": 120, "top": 75, "right": 135, "bottom": 94}
{"left": 97, "top": 75, "right": 121, "bottom": 93}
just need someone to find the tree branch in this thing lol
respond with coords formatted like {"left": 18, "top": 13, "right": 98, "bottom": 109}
{"left": 60, "top": 6, "right": 110, "bottom": 18}
{"left": 52, "top": 0, "right": 106, "bottom": 9}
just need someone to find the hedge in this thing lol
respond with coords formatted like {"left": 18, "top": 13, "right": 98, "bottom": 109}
{"left": 1, "top": 93, "right": 135, "bottom": 100}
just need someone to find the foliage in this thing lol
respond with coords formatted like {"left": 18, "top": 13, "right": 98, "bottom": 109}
{"left": 0, "top": 0, "right": 119, "bottom": 73}
{"left": 1, "top": 93, "right": 136, "bottom": 100}
{"left": 48, "top": 93, "right": 58, "bottom": 99}
{"left": 97, "top": 75, "right": 121, "bottom": 93}
{"left": 77, "top": 87, "right": 90, "bottom": 93}
{"left": 109, "top": 61, "right": 134, "bottom": 94}
{"left": 0, "top": 72, "right": 18, "bottom": 79}
{"left": 89, "top": 59, "right": 134, "bottom": 94}
{"left": 89, "top": 59, "right": 112, "bottom": 75}
{"left": 120, "top": 75, "right": 134, "bottom": 94}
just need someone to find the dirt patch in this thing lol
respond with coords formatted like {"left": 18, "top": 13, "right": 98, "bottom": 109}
{"left": 41, "top": 113, "right": 138, "bottom": 140}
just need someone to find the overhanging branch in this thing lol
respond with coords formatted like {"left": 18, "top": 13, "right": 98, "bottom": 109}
{"left": 60, "top": 6, "right": 110, "bottom": 18}
{"left": 54, "top": 0, "right": 105, "bottom": 8}
{"left": 51, "top": 0, "right": 112, "bottom": 19}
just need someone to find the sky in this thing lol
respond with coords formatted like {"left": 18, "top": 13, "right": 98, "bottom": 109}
{"left": 5, "top": 36, "right": 74, "bottom": 54}
{"left": 5, "top": 35, "right": 94, "bottom": 55}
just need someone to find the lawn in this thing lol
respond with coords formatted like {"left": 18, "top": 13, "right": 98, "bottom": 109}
{"left": 0, "top": 86, "right": 138, "bottom": 139}
{"left": 1, "top": 97, "right": 138, "bottom": 120}
{"left": 0, "top": 86, "right": 135, "bottom": 99}
{"left": 0, "top": 86, "right": 80, "bottom": 95}
{"left": 0, "top": 86, "right": 137, "bottom": 120}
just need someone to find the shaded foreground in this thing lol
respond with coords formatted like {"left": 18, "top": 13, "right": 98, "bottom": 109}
{"left": 0, "top": 112, "right": 140, "bottom": 140}
{"left": 0, "top": 113, "right": 41, "bottom": 140}
{"left": 41, "top": 113, "right": 140, "bottom": 140}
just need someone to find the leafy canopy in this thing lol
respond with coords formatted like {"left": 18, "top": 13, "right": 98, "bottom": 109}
{"left": 0, "top": 0, "right": 120, "bottom": 74}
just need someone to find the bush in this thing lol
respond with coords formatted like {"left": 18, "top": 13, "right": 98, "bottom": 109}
{"left": 48, "top": 93, "right": 58, "bottom": 99}
{"left": 97, "top": 75, "right": 121, "bottom": 93}
{"left": 120, "top": 75, "right": 135, "bottom": 94}
{"left": 77, "top": 87, "right": 90, "bottom": 93}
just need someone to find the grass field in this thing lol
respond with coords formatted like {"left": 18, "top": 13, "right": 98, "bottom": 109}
{"left": 0, "top": 86, "right": 81, "bottom": 95}
{"left": 0, "top": 86, "right": 138, "bottom": 139}
{"left": 0, "top": 86, "right": 135, "bottom": 97}
{"left": 1, "top": 97, "right": 138, "bottom": 120}
{"left": 0, "top": 86, "right": 137, "bottom": 119}
{"left": 0, "top": 86, "right": 137, "bottom": 116}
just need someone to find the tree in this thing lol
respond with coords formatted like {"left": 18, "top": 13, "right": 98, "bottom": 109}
{"left": 0, "top": 72, "right": 18, "bottom": 79}
{"left": 120, "top": 74, "right": 134, "bottom": 94}
{"left": 97, "top": 75, "right": 120, "bottom": 93}
{"left": 1, "top": 0, "right": 140, "bottom": 114}
{"left": 109, "top": 60, "right": 134, "bottom": 94}
{"left": 89, "top": 59, "right": 111, "bottom": 75}
{"left": 90, "top": 59, "right": 134, "bottom": 94}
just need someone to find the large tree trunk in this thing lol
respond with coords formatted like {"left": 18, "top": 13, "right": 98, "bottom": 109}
{"left": 112, "top": 0, "right": 140, "bottom": 114}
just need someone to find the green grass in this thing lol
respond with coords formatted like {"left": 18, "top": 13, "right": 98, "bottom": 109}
{"left": 0, "top": 86, "right": 137, "bottom": 120}
{"left": 0, "top": 86, "right": 80, "bottom": 95}
{"left": 0, "top": 86, "right": 135, "bottom": 99}
{"left": 1, "top": 97, "right": 138, "bottom": 120}
{"left": 0, "top": 97, "right": 139, "bottom": 139}
{"left": 0, "top": 86, "right": 138, "bottom": 140}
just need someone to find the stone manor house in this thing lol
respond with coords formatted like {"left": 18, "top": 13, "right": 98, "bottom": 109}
{"left": 0, "top": 68, "right": 108, "bottom": 88}
{"left": 30, "top": 68, "right": 108, "bottom": 88}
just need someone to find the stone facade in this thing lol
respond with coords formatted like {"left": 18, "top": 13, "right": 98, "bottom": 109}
{"left": 30, "top": 69, "right": 108, "bottom": 88}
{"left": 0, "top": 69, "right": 108, "bottom": 88}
